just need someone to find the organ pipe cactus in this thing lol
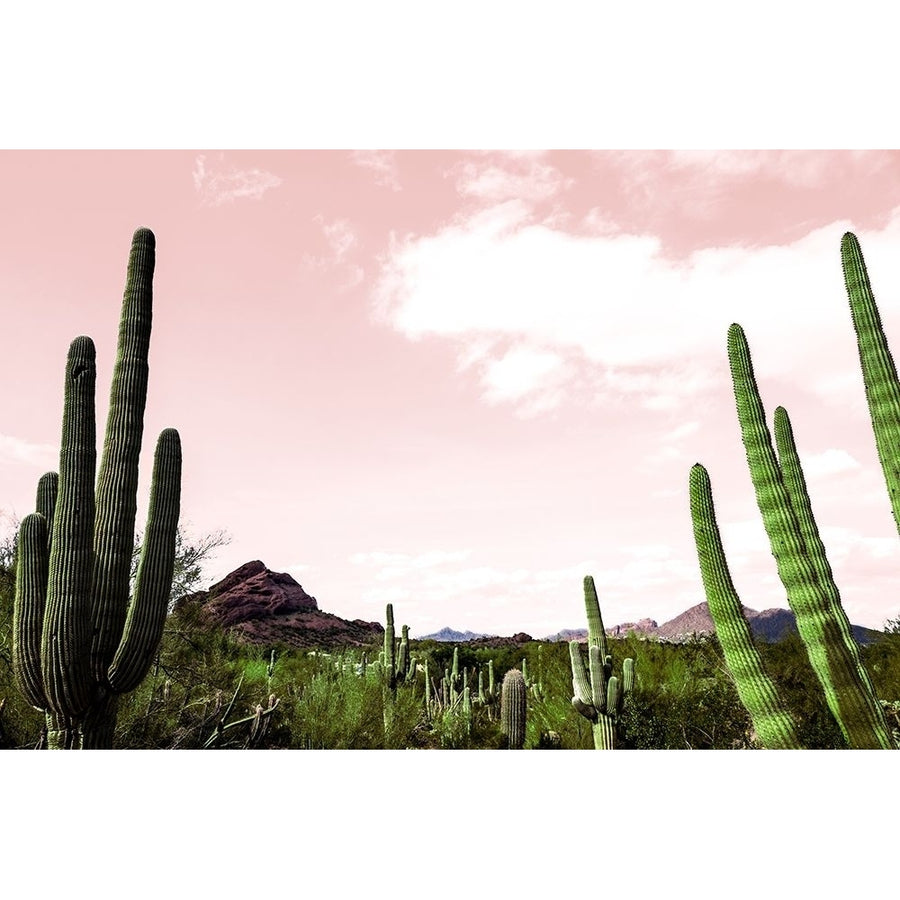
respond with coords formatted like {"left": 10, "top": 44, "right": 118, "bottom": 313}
{"left": 500, "top": 668, "right": 527, "bottom": 749}
{"left": 569, "top": 576, "right": 634, "bottom": 749}
{"left": 689, "top": 463, "right": 803, "bottom": 749}
{"left": 723, "top": 323, "right": 891, "bottom": 749}
{"left": 841, "top": 232, "right": 900, "bottom": 537}
{"left": 12, "top": 228, "right": 182, "bottom": 749}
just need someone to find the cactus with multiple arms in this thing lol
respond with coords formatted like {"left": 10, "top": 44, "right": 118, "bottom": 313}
{"left": 568, "top": 575, "right": 634, "bottom": 749}
{"left": 724, "top": 323, "right": 891, "bottom": 749}
{"left": 11, "top": 228, "right": 182, "bottom": 749}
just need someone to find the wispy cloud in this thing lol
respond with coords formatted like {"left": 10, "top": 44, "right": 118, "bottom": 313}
{"left": 351, "top": 150, "right": 401, "bottom": 191}
{"left": 193, "top": 154, "right": 282, "bottom": 206}
{"left": 302, "top": 216, "right": 365, "bottom": 289}
{"left": 450, "top": 156, "right": 571, "bottom": 204}
{"left": 0, "top": 432, "right": 58, "bottom": 469}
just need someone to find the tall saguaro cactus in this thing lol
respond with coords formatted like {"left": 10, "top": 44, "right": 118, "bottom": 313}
{"left": 12, "top": 228, "right": 182, "bottom": 749}
{"left": 569, "top": 576, "right": 634, "bottom": 749}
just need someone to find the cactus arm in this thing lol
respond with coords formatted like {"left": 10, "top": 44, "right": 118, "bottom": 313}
{"left": 728, "top": 324, "right": 892, "bottom": 748}
{"left": 569, "top": 640, "right": 593, "bottom": 707}
{"left": 689, "top": 462, "right": 802, "bottom": 749}
{"left": 43, "top": 336, "right": 98, "bottom": 719}
{"left": 90, "top": 228, "right": 156, "bottom": 681}
{"left": 588, "top": 644, "right": 607, "bottom": 713}
{"left": 771, "top": 407, "right": 891, "bottom": 747}
{"left": 12, "top": 513, "right": 50, "bottom": 710}
{"left": 108, "top": 428, "right": 182, "bottom": 694}
{"left": 622, "top": 657, "right": 635, "bottom": 695}
{"left": 35, "top": 472, "right": 58, "bottom": 545}
{"left": 841, "top": 231, "right": 900, "bottom": 534}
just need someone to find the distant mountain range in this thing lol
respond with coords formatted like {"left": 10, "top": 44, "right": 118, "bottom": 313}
{"left": 179, "top": 561, "right": 886, "bottom": 650}
{"left": 548, "top": 601, "right": 884, "bottom": 645}
{"left": 417, "top": 627, "right": 489, "bottom": 643}
{"left": 424, "top": 602, "right": 884, "bottom": 646}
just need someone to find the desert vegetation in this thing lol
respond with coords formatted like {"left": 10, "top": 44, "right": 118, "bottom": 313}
{"left": 2, "top": 226, "right": 900, "bottom": 749}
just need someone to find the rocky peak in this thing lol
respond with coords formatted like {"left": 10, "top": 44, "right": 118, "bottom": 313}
{"left": 193, "top": 560, "right": 318, "bottom": 627}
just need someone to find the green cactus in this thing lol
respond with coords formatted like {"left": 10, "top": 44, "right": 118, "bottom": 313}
{"left": 12, "top": 228, "right": 181, "bottom": 749}
{"left": 500, "top": 668, "right": 527, "bottom": 749}
{"left": 689, "top": 463, "right": 803, "bottom": 749}
{"left": 382, "top": 604, "right": 412, "bottom": 692}
{"left": 841, "top": 232, "right": 900, "bottom": 536}
{"left": 568, "top": 575, "right": 634, "bottom": 749}
{"left": 723, "top": 323, "right": 891, "bottom": 749}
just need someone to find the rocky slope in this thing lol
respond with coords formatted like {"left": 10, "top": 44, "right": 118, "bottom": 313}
{"left": 176, "top": 560, "right": 383, "bottom": 649}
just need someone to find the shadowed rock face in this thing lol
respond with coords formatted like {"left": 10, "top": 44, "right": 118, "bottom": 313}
{"left": 177, "top": 560, "right": 383, "bottom": 648}
{"left": 200, "top": 560, "right": 318, "bottom": 626}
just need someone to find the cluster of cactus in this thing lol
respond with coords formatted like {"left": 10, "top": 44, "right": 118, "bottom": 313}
{"left": 500, "top": 668, "right": 527, "bottom": 749}
{"left": 379, "top": 604, "right": 417, "bottom": 691}
{"left": 12, "top": 228, "right": 182, "bottom": 749}
{"left": 568, "top": 576, "right": 635, "bottom": 749}
{"left": 689, "top": 232, "right": 895, "bottom": 749}
{"left": 521, "top": 648, "right": 544, "bottom": 700}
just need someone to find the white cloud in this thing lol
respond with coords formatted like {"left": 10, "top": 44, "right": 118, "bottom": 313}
{"left": 481, "top": 346, "right": 568, "bottom": 407}
{"left": 193, "top": 154, "right": 282, "bottom": 206}
{"left": 799, "top": 448, "right": 862, "bottom": 479}
{"left": 0, "top": 433, "right": 58, "bottom": 469}
{"left": 351, "top": 150, "right": 401, "bottom": 191}
{"left": 374, "top": 202, "right": 900, "bottom": 414}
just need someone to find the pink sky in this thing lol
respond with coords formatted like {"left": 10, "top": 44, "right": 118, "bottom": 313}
{"left": 3, "top": 150, "right": 900, "bottom": 635}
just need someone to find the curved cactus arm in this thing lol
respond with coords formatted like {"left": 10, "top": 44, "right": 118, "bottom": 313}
{"left": 43, "top": 336, "right": 97, "bottom": 720}
{"left": 90, "top": 228, "right": 157, "bottom": 683}
{"left": 728, "top": 325, "right": 892, "bottom": 748}
{"left": 108, "top": 428, "right": 182, "bottom": 694}
{"left": 12, "top": 513, "right": 50, "bottom": 710}
{"left": 689, "top": 462, "right": 802, "bottom": 749}
{"left": 841, "top": 232, "right": 900, "bottom": 535}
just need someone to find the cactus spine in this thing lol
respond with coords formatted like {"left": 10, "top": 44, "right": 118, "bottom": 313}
{"left": 11, "top": 228, "right": 181, "bottom": 749}
{"left": 500, "top": 668, "right": 527, "bottom": 749}
{"left": 569, "top": 576, "right": 634, "bottom": 749}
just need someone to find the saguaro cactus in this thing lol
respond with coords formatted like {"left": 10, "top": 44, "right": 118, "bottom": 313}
{"left": 500, "top": 668, "right": 527, "bottom": 749}
{"left": 841, "top": 232, "right": 900, "bottom": 536}
{"left": 569, "top": 576, "right": 634, "bottom": 749}
{"left": 12, "top": 228, "right": 182, "bottom": 749}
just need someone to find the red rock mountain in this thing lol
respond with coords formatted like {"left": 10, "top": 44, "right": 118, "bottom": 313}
{"left": 177, "top": 560, "right": 383, "bottom": 648}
